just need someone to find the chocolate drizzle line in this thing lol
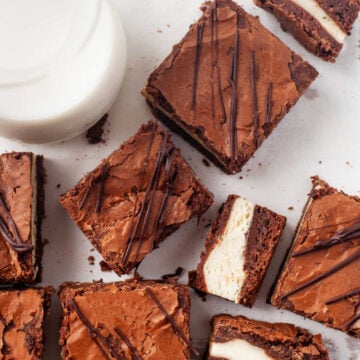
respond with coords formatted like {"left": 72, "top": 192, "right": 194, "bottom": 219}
{"left": 114, "top": 326, "right": 143, "bottom": 360}
{"left": 265, "top": 82, "right": 273, "bottom": 134}
{"left": 228, "top": 15, "right": 240, "bottom": 161}
{"left": 250, "top": 51, "right": 259, "bottom": 149}
{"left": 191, "top": 22, "right": 205, "bottom": 110}
{"left": 326, "top": 287, "right": 360, "bottom": 305}
{"left": 0, "top": 191, "right": 33, "bottom": 253}
{"left": 282, "top": 249, "right": 360, "bottom": 299}
{"left": 70, "top": 298, "right": 124, "bottom": 360}
{"left": 292, "top": 221, "right": 360, "bottom": 257}
{"left": 145, "top": 288, "right": 199, "bottom": 357}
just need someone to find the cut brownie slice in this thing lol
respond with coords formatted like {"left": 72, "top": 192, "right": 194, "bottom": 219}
{"left": 0, "top": 152, "right": 45, "bottom": 284}
{"left": 208, "top": 314, "right": 329, "bottom": 359}
{"left": 189, "top": 194, "right": 286, "bottom": 307}
{"left": 271, "top": 177, "right": 360, "bottom": 338}
{"left": 255, "top": 0, "right": 360, "bottom": 62}
{"left": 0, "top": 286, "right": 54, "bottom": 359}
{"left": 59, "top": 280, "right": 192, "bottom": 359}
{"left": 142, "top": 0, "right": 318, "bottom": 174}
{"left": 59, "top": 121, "right": 214, "bottom": 275}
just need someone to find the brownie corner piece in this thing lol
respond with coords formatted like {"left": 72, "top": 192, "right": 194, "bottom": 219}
{"left": 255, "top": 0, "right": 360, "bottom": 62}
{"left": 271, "top": 176, "right": 360, "bottom": 338}
{"left": 59, "top": 280, "right": 191, "bottom": 359}
{"left": 0, "top": 152, "right": 46, "bottom": 284}
{"left": 59, "top": 121, "right": 214, "bottom": 276}
{"left": 189, "top": 194, "right": 286, "bottom": 307}
{"left": 208, "top": 314, "right": 329, "bottom": 359}
{"left": 142, "top": 0, "right": 318, "bottom": 174}
{"left": 0, "top": 286, "right": 54, "bottom": 359}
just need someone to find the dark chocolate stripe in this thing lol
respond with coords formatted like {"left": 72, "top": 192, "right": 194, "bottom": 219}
{"left": 79, "top": 186, "right": 91, "bottom": 210}
{"left": 265, "top": 82, "right": 273, "bottom": 134}
{"left": 293, "top": 221, "right": 360, "bottom": 257}
{"left": 122, "top": 131, "right": 169, "bottom": 264}
{"left": 191, "top": 22, "right": 205, "bottom": 110}
{"left": 70, "top": 298, "right": 124, "bottom": 360}
{"left": 114, "top": 326, "right": 143, "bottom": 360}
{"left": 145, "top": 288, "right": 199, "bottom": 357}
{"left": 282, "top": 249, "right": 360, "bottom": 299}
{"left": 250, "top": 51, "right": 259, "bottom": 149}
{"left": 326, "top": 287, "right": 360, "bottom": 305}
{"left": 343, "top": 313, "right": 360, "bottom": 330}
{"left": 228, "top": 15, "right": 240, "bottom": 160}
{"left": 96, "top": 165, "right": 108, "bottom": 213}
{"left": 0, "top": 191, "right": 33, "bottom": 253}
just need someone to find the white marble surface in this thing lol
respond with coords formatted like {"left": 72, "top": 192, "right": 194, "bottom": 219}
{"left": 0, "top": 0, "right": 359, "bottom": 359}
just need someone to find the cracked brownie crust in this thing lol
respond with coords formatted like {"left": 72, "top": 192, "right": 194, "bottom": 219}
{"left": 59, "top": 121, "right": 214, "bottom": 275}
{"left": 59, "top": 280, "right": 191, "bottom": 359}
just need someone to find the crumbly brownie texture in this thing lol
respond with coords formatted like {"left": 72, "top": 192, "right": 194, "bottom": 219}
{"left": 59, "top": 121, "right": 214, "bottom": 275}
{"left": 59, "top": 280, "right": 191, "bottom": 359}
{"left": 142, "top": 0, "right": 318, "bottom": 174}
{"left": 0, "top": 286, "right": 54, "bottom": 360}
{"left": 255, "top": 0, "right": 360, "bottom": 62}
{"left": 189, "top": 194, "right": 286, "bottom": 307}
{"left": 0, "top": 152, "right": 45, "bottom": 284}
{"left": 208, "top": 314, "right": 329, "bottom": 359}
{"left": 271, "top": 177, "right": 360, "bottom": 338}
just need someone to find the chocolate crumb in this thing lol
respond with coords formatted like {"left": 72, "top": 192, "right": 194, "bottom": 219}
{"left": 202, "top": 158, "right": 211, "bottom": 167}
{"left": 56, "top": 184, "right": 61, "bottom": 189}
{"left": 88, "top": 256, "right": 95, "bottom": 266}
{"left": 99, "top": 260, "right": 112, "bottom": 272}
{"left": 43, "top": 238, "right": 49, "bottom": 246}
{"left": 193, "top": 288, "right": 207, "bottom": 302}
{"left": 86, "top": 114, "right": 108, "bottom": 144}
{"left": 90, "top": 248, "right": 95, "bottom": 252}
{"left": 239, "top": 176, "right": 243, "bottom": 180}
{"left": 162, "top": 267, "right": 183, "bottom": 281}
{"left": 288, "top": 206, "right": 294, "bottom": 211}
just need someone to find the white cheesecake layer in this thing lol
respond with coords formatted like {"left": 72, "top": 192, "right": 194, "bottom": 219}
{"left": 291, "top": 0, "right": 346, "bottom": 43}
{"left": 203, "top": 196, "right": 255, "bottom": 303}
{"left": 209, "top": 339, "right": 273, "bottom": 360}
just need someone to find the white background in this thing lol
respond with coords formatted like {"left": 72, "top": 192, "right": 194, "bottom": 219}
{"left": 1, "top": 0, "right": 360, "bottom": 359}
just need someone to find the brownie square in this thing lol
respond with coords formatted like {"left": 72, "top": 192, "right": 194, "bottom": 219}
{"left": 208, "top": 314, "right": 329, "bottom": 359}
{"left": 142, "top": 0, "right": 318, "bottom": 174}
{"left": 255, "top": 0, "right": 360, "bottom": 62}
{"left": 59, "top": 280, "right": 191, "bottom": 359}
{"left": 59, "top": 121, "right": 214, "bottom": 275}
{"left": 271, "top": 177, "right": 360, "bottom": 338}
{"left": 189, "top": 194, "right": 286, "bottom": 307}
{"left": 0, "top": 286, "right": 54, "bottom": 359}
{"left": 0, "top": 152, "right": 45, "bottom": 284}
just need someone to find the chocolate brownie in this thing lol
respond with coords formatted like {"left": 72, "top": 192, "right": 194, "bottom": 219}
{"left": 271, "top": 177, "right": 360, "bottom": 338}
{"left": 208, "top": 314, "right": 329, "bottom": 359}
{"left": 59, "top": 121, "right": 214, "bottom": 275}
{"left": 59, "top": 280, "right": 193, "bottom": 359}
{"left": 0, "top": 286, "right": 54, "bottom": 359}
{"left": 189, "top": 194, "right": 286, "bottom": 307}
{"left": 0, "top": 152, "right": 45, "bottom": 284}
{"left": 255, "top": 0, "right": 360, "bottom": 62}
{"left": 142, "top": 0, "right": 318, "bottom": 174}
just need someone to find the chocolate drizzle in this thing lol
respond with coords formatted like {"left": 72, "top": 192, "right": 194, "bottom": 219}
{"left": 114, "top": 326, "right": 143, "bottom": 360}
{"left": 265, "top": 82, "right": 273, "bottom": 133}
{"left": 282, "top": 249, "right": 360, "bottom": 299}
{"left": 70, "top": 298, "right": 124, "bottom": 360}
{"left": 79, "top": 164, "right": 108, "bottom": 213}
{"left": 228, "top": 15, "right": 240, "bottom": 160}
{"left": 122, "top": 130, "right": 176, "bottom": 265}
{"left": 191, "top": 22, "right": 205, "bottom": 110}
{"left": 293, "top": 220, "right": 360, "bottom": 257}
{"left": 145, "top": 287, "right": 199, "bottom": 356}
{"left": 250, "top": 51, "right": 259, "bottom": 149}
{"left": 326, "top": 287, "right": 360, "bottom": 305}
{"left": 0, "top": 191, "right": 33, "bottom": 253}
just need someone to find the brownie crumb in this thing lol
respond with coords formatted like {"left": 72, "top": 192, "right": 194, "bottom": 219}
{"left": 86, "top": 114, "right": 108, "bottom": 144}
{"left": 202, "top": 158, "right": 211, "bottom": 167}
{"left": 99, "top": 260, "right": 112, "bottom": 272}
{"left": 162, "top": 267, "right": 183, "bottom": 281}
{"left": 193, "top": 288, "right": 207, "bottom": 302}
{"left": 43, "top": 238, "right": 49, "bottom": 246}
{"left": 239, "top": 176, "right": 243, "bottom": 180}
{"left": 88, "top": 256, "right": 95, "bottom": 266}
{"left": 288, "top": 206, "right": 294, "bottom": 211}
{"left": 56, "top": 184, "right": 61, "bottom": 189}
{"left": 318, "top": 160, "right": 322, "bottom": 164}
{"left": 90, "top": 248, "right": 95, "bottom": 252}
